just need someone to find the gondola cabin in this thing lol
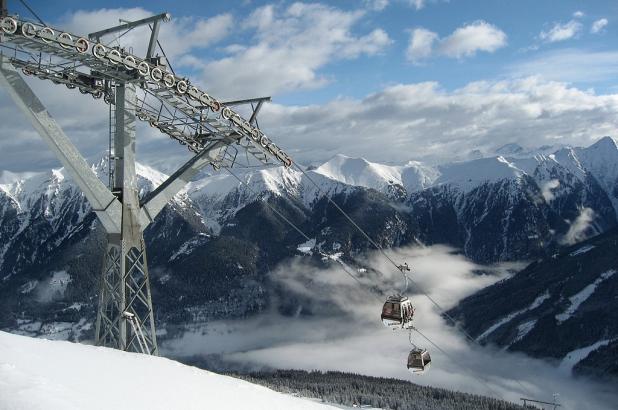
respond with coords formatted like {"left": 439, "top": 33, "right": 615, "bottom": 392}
{"left": 381, "top": 295, "right": 414, "bottom": 329}
{"left": 407, "top": 348, "right": 431, "bottom": 374}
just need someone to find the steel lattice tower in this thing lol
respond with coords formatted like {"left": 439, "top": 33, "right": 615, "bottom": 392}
{"left": 0, "top": 6, "right": 292, "bottom": 354}
{"left": 94, "top": 83, "right": 158, "bottom": 353}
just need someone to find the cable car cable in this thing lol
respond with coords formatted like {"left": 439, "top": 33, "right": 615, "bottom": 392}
{"left": 226, "top": 167, "right": 381, "bottom": 295}
{"left": 290, "top": 163, "right": 470, "bottom": 319}
{"left": 17, "top": 0, "right": 45, "bottom": 25}
{"left": 290, "top": 164, "right": 498, "bottom": 347}
{"left": 286, "top": 163, "right": 535, "bottom": 397}
{"left": 412, "top": 326, "right": 505, "bottom": 399}
{"left": 226, "top": 166, "right": 514, "bottom": 401}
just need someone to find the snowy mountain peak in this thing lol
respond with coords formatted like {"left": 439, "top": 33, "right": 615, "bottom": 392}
{"left": 314, "top": 154, "right": 403, "bottom": 190}
{"left": 588, "top": 136, "right": 617, "bottom": 151}
{"left": 314, "top": 154, "right": 438, "bottom": 194}
{"left": 495, "top": 143, "right": 526, "bottom": 156}
{"left": 436, "top": 156, "right": 526, "bottom": 192}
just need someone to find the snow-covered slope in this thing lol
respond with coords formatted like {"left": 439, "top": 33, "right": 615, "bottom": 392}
{"left": 449, "top": 228, "right": 618, "bottom": 380}
{"left": 435, "top": 156, "right": 526, "bottom": 192}
{"left": 0, "top": 331, "right": 336, "bottom": 410}
{"left": 574, "top": 137, "right": 618, "bottom": 210}
{"left": 313, "top": 154, "right": 437, "bottom": 193}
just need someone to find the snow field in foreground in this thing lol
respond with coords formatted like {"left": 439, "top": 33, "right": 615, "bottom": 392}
{"left": 0, "top": 331, "right": 336, "bottom": 410}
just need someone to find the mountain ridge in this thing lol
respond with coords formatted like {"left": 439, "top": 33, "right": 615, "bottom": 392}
{"left": 1, "top": 136, "right": 618, "bottom": 365}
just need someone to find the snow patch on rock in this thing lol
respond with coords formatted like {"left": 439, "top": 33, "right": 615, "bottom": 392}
{"left": 477, "top": 291, "right": 550, "bottom": 341}
{"left": 555, "top": 270, "right": 616, "bottom": 324}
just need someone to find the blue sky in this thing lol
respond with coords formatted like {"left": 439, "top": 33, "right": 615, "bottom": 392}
{"left": 2, "top": 0, "right": 618, "bottom": 171}
{"left": 12, "top": 0, "right": 618, "bottom": 104}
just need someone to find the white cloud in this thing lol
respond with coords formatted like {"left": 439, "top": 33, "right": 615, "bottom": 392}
{"left": 591, "top": 18, "right": 608, "bottom": 34}
{"left": 540, "top": 20, "right": 582, "bottom": 43}
{"left": 541, "top": 179, "right": 560, "bottom": 202}
{"left": 440, "top": 20, "right": 507, "bottom": 58}
{"left": 364, "top": 0, "right": 389, "bottom": 11}
{"left": 161, "top": 245, "right": 618, "bottom": 410}
{"left": 194, "top": 3, "right": 391, "bottom": 99}
{"left": 402, "top": 0, "right": 448, "bottom": 10}
{"left": 509, "top": 49, "right": 618, "bottom": 84}
{"left": 573, "top": 11, "right": 585, "bottom": 19}
{"left": 366, "top": 0, "right": 445, "bottom": 12}
{"left": 407, "top": 21, "right": 507, "bottom": 62}
{"left": 252, "top": 77, "right": 618, "bottom": 165}
{"left": 406, "top": 28, "right": 438, "bottom": 62}
{"left": 407, "top": 0, "right": 426, "bottom": 9}
{"left": 61, "top": 8, "right": 234, "bottom": 60}
{"left": 4, "top": 75, "right": 618, "bottom": 172}
{"left": 562, "top": 207, "right": 596, "bottom": 245}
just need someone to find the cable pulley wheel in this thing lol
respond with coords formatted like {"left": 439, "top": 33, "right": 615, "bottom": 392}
{"left": 176, "top": 80, "right": 188, "bottom": 94}
{"left": 57, "top": 32, "right": 73, "bottom": 49}
{"left": 93, "top": 43, "right": 107, "bottom": 59}
{"left": 107, "top": 49, "right": 122, "bottom": 65}
{"left": 123, "top": 55, "right": 137, "bottom": 70}
{"left": 163, "top": 73, "right": 175, "bottom": 88}
{"left": 21, "top": 22, "right": 36, "bottom": 38}
{"left": 0, "top": 17, "right": 17, "bottom": 34}
{"left": 75, "top": 37, "right": 89, "bottom": 53}
{"left": 151, "top": 67, "right": 163, "bottom": 82}
{"left": 137, "top": 61, "right": 150, "bottom": 77}
{"left": 209, "top": 99, "right": 221, "bottom": 112}
{"left": 38, "top": 27, "right": 54, "bottom": 43}
{"left": 222, "top": 106, "right": 233, "bottom": 120}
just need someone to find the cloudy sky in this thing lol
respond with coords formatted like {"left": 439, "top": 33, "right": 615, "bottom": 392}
{"left": 1, "top": 0, "right": 618, "bottom": 172}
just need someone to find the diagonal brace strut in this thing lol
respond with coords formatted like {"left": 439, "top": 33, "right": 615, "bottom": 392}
{"left": 0, "top": 55, "right": 122, "bottom": 233}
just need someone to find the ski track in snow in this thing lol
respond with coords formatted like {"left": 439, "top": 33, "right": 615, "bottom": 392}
{"left": 559, "top": 339, "right": 615, "bottom": 374}
{"left": 569, "top": 245, "right": 596, "bottom": 257}
{"left": 511, "top": 319, "right": 538, "bottom": 345}
{"left": 555, "top": 270, "right": 616, "bottom": 324}
{"left": 477, "top": 291, "right": 550, "bottom": 341}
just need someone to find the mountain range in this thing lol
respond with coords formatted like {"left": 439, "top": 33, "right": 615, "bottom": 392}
{"left": 1, "top": 137, "right": 618, "bottom": 380}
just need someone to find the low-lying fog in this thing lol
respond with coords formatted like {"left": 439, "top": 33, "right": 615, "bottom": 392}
{"left": 162, "top": 245, "right": 617, "bottom": 410}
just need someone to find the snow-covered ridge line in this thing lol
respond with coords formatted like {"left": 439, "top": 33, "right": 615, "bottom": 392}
{"left": 1, "top": 136, "right": 617, "bottom": 213}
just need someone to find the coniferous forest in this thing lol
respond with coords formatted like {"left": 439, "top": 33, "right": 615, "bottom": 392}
{"left": 229, "top": 370, "right": 530, "bottom": 410}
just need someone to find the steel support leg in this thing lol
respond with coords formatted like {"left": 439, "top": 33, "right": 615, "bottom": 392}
{"left": 94, "top": 83, "right": 158, "bottom": 355}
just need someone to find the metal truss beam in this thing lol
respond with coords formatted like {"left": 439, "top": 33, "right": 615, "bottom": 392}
{"left": 146, "top": 19, "right": 162, "bottom": 60}
{"left": 221, "top": 96, "right": 270, "bottom": 125}
{"left": 0, "top": 55, "right": 122, "bottom": 233}
{"left": 89, "top": 12, "right": 171, "bottom": 41}
{"left": 0, "top": 12, "right": 292, "bottom": 358}
{"left": 249, "top": 100, "right": 266, "bottom": 125}
{"left": 1, "top": 16, "right": 293, "bottom": 168}
{"left": 223, "top": 97, "right": 271, "bottom": 106}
